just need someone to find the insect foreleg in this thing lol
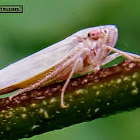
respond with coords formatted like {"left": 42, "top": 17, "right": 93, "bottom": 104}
{"left": 125, "top": 52, "right": 140, "bottom": 59}
{"left": 60, "top": 57, "right": 83, "bottom": 108}
{"left": 102, "top": 45, "right": 140, "bottom": 61}
{"left": 101, "top": 53, "right": 121, "bottom": 66}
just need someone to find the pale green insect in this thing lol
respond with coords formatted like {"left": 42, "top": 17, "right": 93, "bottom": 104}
{"left": 0, "top": 25, "right": 139, "bottom": 108}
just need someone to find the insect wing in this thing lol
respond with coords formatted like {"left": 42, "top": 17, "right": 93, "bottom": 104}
{"left": 0, "top": 36, "right": 79, "bottom": 91}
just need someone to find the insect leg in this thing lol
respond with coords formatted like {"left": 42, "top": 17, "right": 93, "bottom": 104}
{"left": 9, "top": 76, "right": 51, "bottom": 100}
{"left": 9, "top": 84, "right": 39, "bottom": 100}
{"left": 101, "top": 53, "right": 121, "bottom": 66}
{"left": 61, "top": 57, "right": 83, "bottom": 108}
{"left": 102, "top": 45, "right": 140, "bottom": 61}
{"left": 125, "top": 52, "right": 140, "bottom": 59}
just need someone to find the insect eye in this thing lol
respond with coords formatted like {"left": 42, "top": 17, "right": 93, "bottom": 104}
{"left": 88, "top": 32, "right": 90, "bottom": 37}
{"left": 88, "top": 32, "right": 95, "bottom": 37}
{"left": 104, "top": 30, "right": 107, "bottom": 33}
{"left": 88, "top": 29, "right": 100, "bottom": 40}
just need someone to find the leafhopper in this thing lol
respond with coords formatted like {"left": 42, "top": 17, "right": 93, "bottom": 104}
{"left": 0, "top": 25, "right": 140, "bottom": 108}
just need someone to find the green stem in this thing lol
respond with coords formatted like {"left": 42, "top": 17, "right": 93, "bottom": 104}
{"left": 0, "top": 60, "right": 140, "bottom": 140}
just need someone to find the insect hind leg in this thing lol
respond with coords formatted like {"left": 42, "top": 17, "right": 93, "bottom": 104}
{"left": 9, "top": 81, "right": 41, "bottom": 101}
{"left": 60, "top": 57, "right": 83, "bottom": 108}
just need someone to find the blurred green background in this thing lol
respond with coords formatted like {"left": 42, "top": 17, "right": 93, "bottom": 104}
{"left": 0, "top": 0, "right": 140, "bottom": 140}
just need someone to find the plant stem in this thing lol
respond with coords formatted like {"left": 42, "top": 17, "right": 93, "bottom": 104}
{"left": 0, "top": 60, "right": 140, "bottom": 139}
